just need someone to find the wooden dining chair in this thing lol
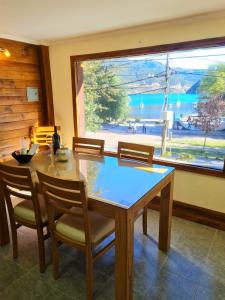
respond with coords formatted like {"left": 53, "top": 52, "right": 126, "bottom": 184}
{"left": 117, "top": 141, "right": 155, "bottom": 235}
{"left": 72, "top": 137, "right": 104, "bottom": 156}
{"left": 31, "top": 126, "right": 61, "bottom": 147}
{"left": 118, "top": 141, "right": 154, "bottom": 164}
{"left": 37, "top": 171, "right": 115, "bottom": 300}
{"left": 0, "top": 164, "right": 51, "bottom": 273}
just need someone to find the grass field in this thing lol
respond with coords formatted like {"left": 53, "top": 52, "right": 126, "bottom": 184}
{"left": 169, "top": 138, "right": 225, "bottom": 149}
{"left": 158, "top": 146, "right": 224, "bottom": 161}
{"left": 86, "top": 129, "right": 225, "bottom": 168}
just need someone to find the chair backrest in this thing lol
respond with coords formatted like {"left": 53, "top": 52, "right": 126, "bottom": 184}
{"left": 117, "top": 141, "right": 154, "bottom": 164}
{"left": 37, "top": 170, "right": 90, "bottom": 247}
{"left": 72, "top": 137, "right": 104, "bottom": 156}
{"left": 0, "top": 163, "right": 42, "bottom": 225}
{"left": 31, "top": 126, "right": 61, "bottom": 147}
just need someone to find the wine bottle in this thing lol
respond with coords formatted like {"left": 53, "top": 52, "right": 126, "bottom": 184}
{"left": 52, "top": 126, "right": 60, "bottom": 154}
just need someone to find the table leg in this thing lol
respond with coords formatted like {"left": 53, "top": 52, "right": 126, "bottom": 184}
{"left": 0, "top": 189, "right": 10, "bottom": 246}
{"left": 115, "top": 208, "right": 134, "bottom": 300}
{"left": 158, "top": 177, "right": 174, "bottom": 251}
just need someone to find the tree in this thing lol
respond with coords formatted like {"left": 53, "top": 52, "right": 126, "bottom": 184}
{"left": 199, "top": 63, "right": 225, "bottom": 95}
{"left": 198, "top": 63, "right": 225, "bottom": 150}
{"left": 83, "top": 61, "right": 129, "bottom": 131}
{"left": 82, "top": 61, "right": 104, "bottom": 131}
{"left": 197, "top": 95, "right": 225, "bottom": 150}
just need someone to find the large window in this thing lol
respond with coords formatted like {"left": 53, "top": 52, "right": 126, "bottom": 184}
{"left": 73, "top": 45, "right": 225, "bottom": 171}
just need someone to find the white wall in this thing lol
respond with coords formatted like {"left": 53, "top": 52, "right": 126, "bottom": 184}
{"left": 49, "top": 12, "right": 225, "bottom": 213}
{"left": 174, "top": 171, "right": 225, "bottom": 211}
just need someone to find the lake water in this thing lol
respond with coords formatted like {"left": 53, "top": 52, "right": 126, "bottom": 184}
{"left": 128, "top": 93, "right": 199, "bottom": 119}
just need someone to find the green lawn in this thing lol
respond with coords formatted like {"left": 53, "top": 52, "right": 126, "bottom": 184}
{"left": 171, "top": 147, "right": 224, "bottom": 160}
{"left": 155, "top": 145, "right": 225, "bottom": 161}
{"left": 169, "top": 138, "right": 225, "bottom": 149}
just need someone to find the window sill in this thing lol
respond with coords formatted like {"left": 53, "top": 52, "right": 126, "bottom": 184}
{"left": 104, "top": 151, "right": 225, "bottom": 178}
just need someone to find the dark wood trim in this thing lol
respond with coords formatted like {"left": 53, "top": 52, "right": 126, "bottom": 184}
{"left": 149, "top": 196, "right": 225, "bottom": 231}
{"left": 70, "top": 36, "right": 225, "bottom": 62}
{"left": 38, "top": 45, "right": 55, "bottom": 125}
{"left": 70, "top": 57, "right": 78, "bottom": 136}
{"left": 104, "top": 151, "right": 225, "bottom": 178}
{"left": 70, "top": 36, "right": 225, "bottom": 176}
{"left": 70, "top": 59, "right": 86, "bottom": 137}
{"left": 152, "top": 158, "right": 225, "bottom": 178}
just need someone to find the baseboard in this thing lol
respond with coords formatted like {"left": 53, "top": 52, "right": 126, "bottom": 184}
{"left": 148, "top": 197, "right": 225, "bottom": 231}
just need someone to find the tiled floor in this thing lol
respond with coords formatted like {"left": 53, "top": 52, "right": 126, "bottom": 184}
{"left": 0, "top": 210, "right": 225, "bottom": 299}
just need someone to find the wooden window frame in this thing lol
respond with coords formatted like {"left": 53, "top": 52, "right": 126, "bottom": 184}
{"left": 70, "top": 36, "right": 225, "bottom": 178}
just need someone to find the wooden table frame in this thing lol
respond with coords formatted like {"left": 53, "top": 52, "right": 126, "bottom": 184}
{"left": 89, "top": 171, "right": 174, "bottom": 299}
{"left": 0, "top": 161, "right": 174, "bottom": 299}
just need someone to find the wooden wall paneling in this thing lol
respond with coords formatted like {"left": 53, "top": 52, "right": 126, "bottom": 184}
{"left": 0, "top": 96, "right": 26, "bottom": 105}
{"left": 0, "top": 79, "right": 41, "bottom": 89}
{"left": 0, "top": 127, "right": 30, "bottom": 140}
{"left": 0, "top": 111, "right": 40, "bottom": 123}
{"left": 0, "top": 119, "right": 40, "bottom": 131}
{"left": 0, "top": 39, "right": 55, "bottom": 245}
{"left": 0, "top": 103, "right": 40, "bottom": 114}
{"left": 0, "top": 38, "right": 39, "bottom": 65}
{"left": 0, "top": 69, "right": 41, "bottom": 80}
{"left": 0, "top": 38, "right": 49, "bottom": 162}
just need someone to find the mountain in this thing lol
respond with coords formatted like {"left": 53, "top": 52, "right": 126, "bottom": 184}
{"left": 105, "top": 58, "right": 206, "bottom": 94}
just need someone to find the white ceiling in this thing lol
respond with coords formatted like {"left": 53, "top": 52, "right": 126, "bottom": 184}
{"left": 1, "top": 0, "right": 225, "bottom": 44}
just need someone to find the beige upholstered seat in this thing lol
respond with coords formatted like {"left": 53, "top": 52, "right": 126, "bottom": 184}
{"left": 56, "top": 207, "right": 114, "bottom": 245}
{"left": 14, "top": 193, "right": 48, "bottom": 224}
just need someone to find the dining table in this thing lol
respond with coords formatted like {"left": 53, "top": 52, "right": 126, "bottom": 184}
{"left": 0, "top": 151, "right": 174, "bottom": 300}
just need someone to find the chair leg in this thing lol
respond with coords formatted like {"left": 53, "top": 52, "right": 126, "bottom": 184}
{"left": 52, "top": 237, "right": 60, "bottom": 280}
{"left": 143, "top": 207, "right": 148, "bottom": 235}
{"left": 86, "top": 249, "right": 93, "bottom": 300}
{"left": 11, "top": 222, "right": 18, "bottom": 258}
{"left": 37, "top": 227, "right": 46, "bottom": 273}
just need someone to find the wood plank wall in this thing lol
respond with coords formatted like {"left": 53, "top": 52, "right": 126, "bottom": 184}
{"left": 0, "top": 38, "right": 47, "bottom": 161}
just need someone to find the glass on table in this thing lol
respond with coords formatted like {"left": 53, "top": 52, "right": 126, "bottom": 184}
{"left": 45, "top": 134, "right": 55, "bottom": 163}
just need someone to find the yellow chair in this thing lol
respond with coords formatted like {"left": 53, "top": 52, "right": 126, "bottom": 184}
{"left": 31, "top": 126, "right": 60, "bottom": 148}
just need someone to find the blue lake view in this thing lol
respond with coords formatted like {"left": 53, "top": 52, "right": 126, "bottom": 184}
{"left": 128, "top": 93, "right": 199, "bottom": 119}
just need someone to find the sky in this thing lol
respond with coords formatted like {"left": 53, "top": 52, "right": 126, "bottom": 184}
{"left": 128, "top": 46, "right": 225, "bottom": 69}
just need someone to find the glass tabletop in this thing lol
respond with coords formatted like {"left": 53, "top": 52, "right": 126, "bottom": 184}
{"left": 8, "top": 152, "right": 174, "bottom": 208}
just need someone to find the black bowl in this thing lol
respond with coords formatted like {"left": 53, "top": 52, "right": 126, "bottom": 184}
{"left": 12, "top": 152, "right": 34, "bottom": 164}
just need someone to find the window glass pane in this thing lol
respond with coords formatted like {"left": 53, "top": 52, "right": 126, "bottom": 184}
{"left": 77, "top": 47, "right": 225, "bottom": 170}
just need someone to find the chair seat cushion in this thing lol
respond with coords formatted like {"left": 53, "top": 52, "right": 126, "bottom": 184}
{"left": 14, "top": 193, "right": 48, "bottom": 224}
{"left": 56, "top": 207, "right": 115, "bottom": 245}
